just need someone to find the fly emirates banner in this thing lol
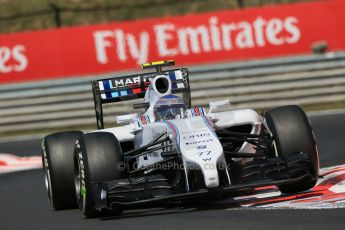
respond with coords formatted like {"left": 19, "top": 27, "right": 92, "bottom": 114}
{"left": 0, "top": 0, "right": 345, "bottom": 84}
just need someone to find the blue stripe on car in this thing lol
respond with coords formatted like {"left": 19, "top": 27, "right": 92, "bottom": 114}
{"left": 201, "top": 116, "right": 217, "bottom": 137}
{"left": 103, "top": 80, "right": 112, "bottom": 99}
{"left": 120, "top": 90, "right": 128, "bottom": 96}
{"left": 111, "top": 92, "right": 119, "bottom": 97}
{"left": 165, "top": 121, "right": 180, "bottom": 146}
{"left": 168, "top": 71, "right": 177, "bottom": 89}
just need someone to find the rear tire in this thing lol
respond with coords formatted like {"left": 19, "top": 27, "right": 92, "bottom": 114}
{"left": 264, "top": 105, "right": 319, "bottom": 194}
{"left": 74, "top": 132, "right": 125, "bottom": 218}
{"left": 41, "top": 131, "right": 83, "bottom": 210}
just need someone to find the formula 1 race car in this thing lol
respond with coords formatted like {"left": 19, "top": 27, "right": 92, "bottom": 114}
{"left": 42, "top": 60, "right": 320, "bottom": 217}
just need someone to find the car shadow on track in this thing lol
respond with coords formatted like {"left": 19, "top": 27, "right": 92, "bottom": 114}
{"left": 99, "top": 198, "right": 242, "bottom": 221}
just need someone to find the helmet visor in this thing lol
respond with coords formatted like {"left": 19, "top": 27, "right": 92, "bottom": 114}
{"left": 154, "top": 106, "right": 185, "bottom": 120}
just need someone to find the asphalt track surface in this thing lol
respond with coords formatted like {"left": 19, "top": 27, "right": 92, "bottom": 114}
{"left": 0, "top": 112, "right": 345, "bottom": 230}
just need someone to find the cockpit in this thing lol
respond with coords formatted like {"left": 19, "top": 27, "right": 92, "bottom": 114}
{"left": 153, "top": 95, "right": 186, "bottom": 120}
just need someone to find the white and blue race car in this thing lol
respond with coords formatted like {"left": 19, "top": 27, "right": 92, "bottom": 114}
{"left": 42, "top": 60, "right": 320, "bottom": 217}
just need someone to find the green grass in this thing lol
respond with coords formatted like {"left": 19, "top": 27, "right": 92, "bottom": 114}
{"left": 0, "top": 0, "right": 316, "bottom": 34}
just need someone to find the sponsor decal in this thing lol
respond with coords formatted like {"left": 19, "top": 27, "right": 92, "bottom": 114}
{"left": 108, "top": 75, "right": 153, "bottom": 88}
{"left": 94, "top": 16, "right": 301, "bottom": 65}
{"left": 197, "top": 145, "right": 207, "bottom": 150}
{"left": 181, "top": 129, "right": 215, "bottom": 146}
{"left": 75, "top": 140, "right": 86, "bottom": 199}
{"left": 185, "top": 139, "right": 213, "bottom": 145}
{"left": 183, "top": 132, "right": 211, "bottom": 140}
{"left": 0, "top": 45, "right": 28, "bottom": 74}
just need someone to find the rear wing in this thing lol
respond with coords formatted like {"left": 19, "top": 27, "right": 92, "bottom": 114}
{"left": 92, "top": 66, "right": 191, "bottom": 129}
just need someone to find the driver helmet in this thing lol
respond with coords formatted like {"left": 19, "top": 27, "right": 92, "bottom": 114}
{"left": 154, "top": 95, "right": 186, "bottom": 120}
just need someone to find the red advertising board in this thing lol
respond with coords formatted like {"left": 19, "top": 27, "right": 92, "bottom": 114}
{"left": 0, "top": 0, "right": 345, "bottom": 84}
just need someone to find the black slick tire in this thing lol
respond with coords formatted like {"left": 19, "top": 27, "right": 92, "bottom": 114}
{"left": 264, "top": 105, "right": 319, "bottom": 194}
{"left": 41, "top": 131, "right": 83, "bottom": 210}
{"left": 74, "top": 132, "right": 125, "bottom": 218}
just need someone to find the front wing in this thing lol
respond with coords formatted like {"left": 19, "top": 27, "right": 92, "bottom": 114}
{"left": 90, "top": 155, "right": 315, "bottom": 211}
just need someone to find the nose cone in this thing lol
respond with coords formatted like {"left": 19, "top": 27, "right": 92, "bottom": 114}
{"left": 203, "top": 163, "right": 220, "bottom": 188}
{"left": 168, "top": 116, "right": 224, "bottom": 188}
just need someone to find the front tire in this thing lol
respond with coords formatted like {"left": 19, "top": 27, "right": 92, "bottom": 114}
{"left": 264, "top": 105, "right": 319, "bottom": 194}
{"left": 41, "top": 131, "right": 83, "bottom": 210}
{"left": 74, "top": 132, "right": 125, "bottom": 218}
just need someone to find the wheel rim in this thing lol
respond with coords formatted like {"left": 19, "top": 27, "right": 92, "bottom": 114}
{"left": 74, "top": 156, "right": 81, "bottom": 205}
{"left": 43, "top": 165, "right": 53, "bottom": 205}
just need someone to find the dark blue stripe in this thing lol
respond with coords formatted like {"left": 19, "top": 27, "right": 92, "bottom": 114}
{"left": 168, "top": 71, "right": 177, "bottom": 89}
{"left": 103, "top": 80, "right": 112, "bottom": 99}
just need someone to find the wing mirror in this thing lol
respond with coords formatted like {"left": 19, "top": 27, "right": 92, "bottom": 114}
{"left": 116, "top": 113, "right": 138, "bottom": 125}
{"left": 208, "top": 99, "right": 231, "bottom": 114}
